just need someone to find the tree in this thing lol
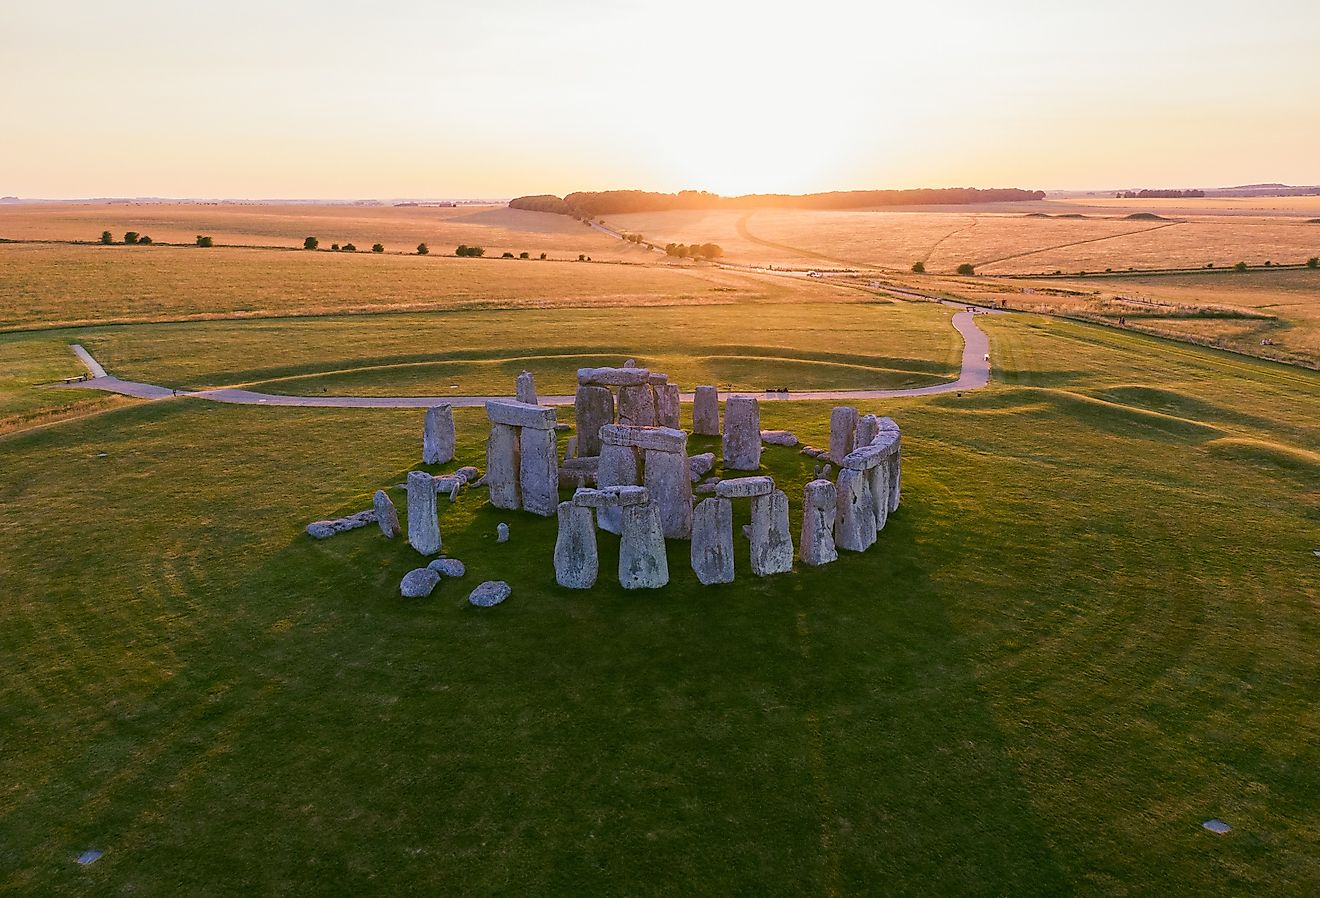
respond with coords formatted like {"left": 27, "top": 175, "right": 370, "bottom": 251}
{"left": 139, "top": 235, "right": 153, "bottom": 244}
{"left": 123, "top": 231, "right": 140, "bottom": 245}
{"left": 417, "top": 242, "right": 429, "bottom": 255}
{"left": 100, "top": 231, "right": 113, "bottom": 245}
{"left": 196, "top": 235, "right": 213, "bottom": 247}
{"left": 372, "top": 243, "right": 384, "bottom": 253}
{"left": 304, "top": 236, "right": 319, "bottom": 250}
{"left": 342, "top": 243, "right": 356, "bottom": 252}
{"left": 331, "top": 243, "right": 341, "bottom": 252}
{"left": 697, "top": 243, "right": 723, "bottom": 258}
{"left": 519, "top": 252, "right": 529, "bottom": 259}
{"left": 1307, "top": 257, "right": 1318, "bottom": 269}
{"left": 1234, "top": 261, "right": 1248, "bottom": 272}
{"left": 501, "top": 251, "right": 515, "bottom": 258}
{"left": 956, "top": 263, "right": 976, "bottom": 276}
{"left": 539, "top": 252, "right": 547, "bottom": 260}
{"left": 911, "top": 261, "right": 925, "bottom": 273}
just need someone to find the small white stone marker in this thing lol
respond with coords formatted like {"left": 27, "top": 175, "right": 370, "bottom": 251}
{"left": 1202, "top": 819, "right": 1231, "bottom": 834}
{"left": 77, "top": 849, "right": 103, "bottom": 865}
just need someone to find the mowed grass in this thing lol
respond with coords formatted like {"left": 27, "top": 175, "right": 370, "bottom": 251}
{"left": 1, "top": 311, "right": 1317, "bottom": 896}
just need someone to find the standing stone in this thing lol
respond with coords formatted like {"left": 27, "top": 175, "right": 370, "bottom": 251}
{"left": 485, "top": 423, "right": 520, "bottom": 510}
{"left": 855, "top": 413, "right": 879, "bottom": 449}
{"left": 693, "top": 385, "right": 720, "bottom": 436}
{"left": 574, "top": 384, "right": 615, "bottom": 457}
{"left": 496, "top": 522, "right": 510, "bottom": 542}
{"left": 406, "top": 470, "right": 441, "bottom": 555}
{"left": 799, "top": 479, "right": 837, "bottom": 566}
{"left": 749, "top": 489, "right": 793, "bottom": 576}
{"left": 373, "top": 489, "right": 401, "bottom": 538}
{"left": 867, "top": 459, "right": 891, "bottom": 532}
{"left": 722, "top": 395, "right": 762, "bottom": 471}
{"left": 595, "top": 443, "right": 639, "bottom": 534}
{"left": 518, "top": 426, "right": 559, "bottom": 517}
{"left": 835, "top": 468, "right": 877, "bottom": 552}
{"left": 619, "top": 501, "right": 669, "bottom": 589}
{"left": 829, "top": 406, "right": 859, "bottom": 464}
{"left": 656, "top": 383, "right": 681, "bottom": 429}
{"left": 618, "top": 383, "right": 658, "bottom": 427}
{"left": 515, "top": 370, "right": 537, "bottom": 405}
{"left": 422, "top": 405, "right": 456, "bottom": 465}
{"left": 643, "top": 448, "right": 693, "bottom": 539}
{"left": 554, "top": 501, "right": 598, "bottom": 589}
{"left": 690, "top": 497, "right": 734, "bottom": 585}
{"left": 563, "top": 435, "right": 578, "bottom": 461}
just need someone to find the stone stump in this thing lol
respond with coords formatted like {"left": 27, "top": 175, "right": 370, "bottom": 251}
{"left": 518, "top": 426, "right": 559, "bottom": 517}
{"left": 485, "top": 423, "right": 520, "bottom": 510}
{"left": 656, "top": 383, "right": 681, "bottom": 429}
{"left": 554, "top": 501, "right": 598, "bottom": 589}
{"left": 749, "top": 489, "right": 793, "bottom": 576}
{"left": 690, "top": 497, "right": 734, "bottom": 585}
{"left": 423, "top": 404, "right": 456, "bottom": 465}
{"left": 373, "top": 488, "right": 401, "bottom": 538}
{"left": 574, "top": 384, "right": 615, "bottom": 457}
{"left": 515, "top": 370, "right": 538, "bottom": 405}
{"left": 835, "top": 467, "right": 877, "bottom": 552}
{"left": 595, "top": 444, "right": 639, "bottom": 534}
{"left": 406, "top": 470, "right": 442, "bottom": 555}
{"left": 619, "top": 501, "right": 668, "bottom": 589}
{"left": 829, "top": 406, "right": 859, "bottom": 464}
{"left": 799, "top": 479, "right": 837, "bottom": 566}
{"left": 693, "top": 385, "right": 720, "bottom": 436}
{"left": 722, "top": 395, "right": 762, "bottom": 471}
{"left": 618, "top": 383, "right": 658, "bottom": 427}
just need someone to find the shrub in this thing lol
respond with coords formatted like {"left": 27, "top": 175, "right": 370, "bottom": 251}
{"left": 304, "top": 236, "right": 319, "bottom": 250}
{"left": 519, "top": 252, "right": 529, "bottom": 259}
{"left": 911, "top": 261, "right": 925, "bottom": 274}
{"left": 501, "top": 251, "right": 515, "bottom": 258}
{"left": 539, "top": 252, "right": 546, "bottom": 260}
{"left": 139, "top": 235, "right": 152, "bottom": 244}
{"left": 455, "top": 245, "right": 484, "bottom": 257}
{"left": 372, "top": 243, "right": 384, "bottom": 253}
{"left": 417, "top": 242, "right": 429, "bottom": 255}
{"left": 331, "top": 243, "right": 341, "bottom": 252}
{"left": 1308, "top": 257, "right": 1318, "bottom": 269}
{"left": 1234, "top": 261, "right": 1248, "bottom": 272}
{"left": 123, "top": 231, "right": 140, "bottom": 245}
{"left": 342, "top": 243, "right": 356, "bottom": 252}
{"left": 100, "top": 231, "right": 113, "bottom": 245}
{"left": 956, "top": 263, "right": 975, "bottom": 276}
{"left": 196, "top": 235, "right": 213, "bottom": 247}
{"left": 578, "top": 254, "right": 586, "bottom": 261}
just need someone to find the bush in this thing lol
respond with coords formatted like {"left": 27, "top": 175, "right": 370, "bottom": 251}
{"left": 196, "top": 235, "right": 213, "bottom": 247}
{"left": 331, "top": 243, "right": 341, "bottom": 252}
{"left": 417, "top": 243, "right": 429, "bottom": 255}
{"left": 100, "top": 231, "right": 113, "bottom": 245}
{"left": 519, "top": 252, "right": 529, "bottom": 259}
{"left": 539, "top": 252, "right": 546, "bottom": 260}
{"left": 455, "top": 245, "right": 484, "bottom": 257}
{"left": 956, "top": 263, "right": 975, "bottom": 276}
{"left": 139, "top": 235, "right": 152, "bottom": 244}
{"left": 911, "top": 261, "right": 925, "bottom": 274}
{"left": 123, "top": 231, "right": 140, "bottom": 245}
{"left": 304, "top": 236, "right": 319, "bottom": 250}
{"left": 1234, "top": 261, "right": 1248, "bottom": 272}
{"left": 1308, "top": 257, "right": 1318, "bottom": 269}
{"left": 342, "top": 243, "right": 356, "bottom": 252}
{"left": 578, "top": 254, "right": 586, "bottom": 261}
{"left": 372, "top": 243, "right": 384, "bottom": 253}
{"left": 501, "top": 251, "right": 515, "bottom": 258}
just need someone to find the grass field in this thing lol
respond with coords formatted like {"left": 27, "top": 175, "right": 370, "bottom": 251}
{"left": 2, "top": 302, "right": 1317, "bottom": 895}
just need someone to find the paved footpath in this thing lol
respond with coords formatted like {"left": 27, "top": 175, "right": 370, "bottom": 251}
{"left": 61, "top": 303, "right": 997, "bottom": 409}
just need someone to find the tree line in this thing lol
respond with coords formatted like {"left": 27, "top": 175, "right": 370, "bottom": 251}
{"left": 1114, "top": 189, "right": 1205, "bottom": 199}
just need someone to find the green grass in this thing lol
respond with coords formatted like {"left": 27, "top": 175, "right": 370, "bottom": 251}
{"left": 1, "top": 309, "right": 1317, "bottom": 895}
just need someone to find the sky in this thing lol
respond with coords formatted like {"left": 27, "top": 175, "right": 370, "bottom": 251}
{"left": 3, "top": 0, "right": 1318, "bottom": 198}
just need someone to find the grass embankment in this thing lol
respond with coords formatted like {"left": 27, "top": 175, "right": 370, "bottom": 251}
{"left": 1, "top": 312, "right": 1316, "bottom": 895}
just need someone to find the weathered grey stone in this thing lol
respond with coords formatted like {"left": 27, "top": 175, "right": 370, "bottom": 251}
{"left": 694, "top": 479, "right": 720, "bottom": 495}
{"left": 433, "top": 474, "right": 464, "bottom": 495}
{"left": 518, "top": 426, "right": 558, "bottom": 517}
{"left": 515, "top": 369, "right": 537, "bottom": 405}
{"left": 760, "top": 429, "right": 798, "bottom": 447}
{"left": 554, "top": 501, "right": 598, "bottom": 589}
{"left": 656, "top": 383, "right": 681, "bottom": 429}
{"left": 578, "top": 366, "right": 651, "bottom": 386}
{"left": 644, "top": 448, "right": 693, "bottom": 539}
{"left": 562, "top": 435, "right": 578, "bottom": 461}
{"left": 559, "top": 455, "right": 599, "bottom": 489}
{"left": 400, "top": 567, "right": 440, "bottom": 598}
{"left": 800, "top": 446, "right": 827, "bottom": 459}
{"left": 878, "top": 417, "right": 902, "bottom": 511}
{"left": 855, "top": 413, "right": 879, "bottom": 449}
{"left": 799, "top": 479, "right": 837, "bottom": 566}
{"left": 427, "top": 557, "right": 466, "bottom": 578}
{"left": 623, "top": 358, "right": 637, "bottom": 368}
{"left": 600, "top": 423, "right": 687, "bottom": 453}
{"left": 455, "top": 465, "right": 481, "bottom": 484}
{"left": 750, "top": 489, "right": 793, "bottom": 576}
{"left": 406, "top": 470, "right": 441, "bottom": 555}
{"left": 485, "top": 398, "right": 556, "bottom": 430}
{"left": 617, "top": 383, "right": 658, "bottom": 427}
{"left": 595, "top": 443, "right": 639, "bottom": 534}
{"left": 829, "top": 406, "right": 859, "bottom": 463}
{"left": 716, "top": 475, "right": 774, "bottom": 498}
{"left": 305, "top": 510, "right": 375, "bottom": 539}
{"left": 692, "top": 385, "right": 720, "bottom": 436}
{"left": 485, "top": 423, "right": 520, "bottom": 510}
{"left": 496, "top": 522, "right": 510, "bottom": 543}
{"left": 842, "top": 430, "right": 900, "bottom": 470}
{"left": 374, "top": 489, "right": 401, "bottom": 538}
{"left": 468, "top": 580, "right": 511, "bottom": 607}
{"left": 447, "top": 480, "right": 462, "bottom": 502}
{"left": 690, "top": 497, "right": 734, "bottom": 585}
{"left": 688, "top": 452, "right": 715, "bottom": 482}
{"left": 618, "top": 502, "right": 669, "bottom": 589}
{"left": 867, "top": 459, "right": 891, "bottom": 532}
{"left": 835, "top": 468, "right": 877, "bottom": 552}
{"left": 722, "top": 396, "right": 762, "bottom": 471}
{"left": 573, "top": 384, "right": 614, "bottom": 457}
{"left": 423, "top": 405, "right": 456, "bottom": 465}
{"left": 646, "top": 372, "right": 669, "bottom": 385}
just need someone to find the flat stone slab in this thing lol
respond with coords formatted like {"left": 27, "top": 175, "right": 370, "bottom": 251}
{"left": 468, "top": 580, "right": 511, "bottom": 607}
{"left": 842, "top": 431, "right": 900, "bottom": 470}
{"left": 1202, "top": 819, "right": 1231, "bottom": 834}
{"left": 484, "top": 399, "right": 557, "bottom": 430}
{"left": 716, "top": 476, "right": 774, "bottom": 498}
{"left": 400, "top": 567, "right": 440, "bottom": 598}
{"left": 306, "top": 509, "right": 376, "bottom": 539}
{"left": 600, "top": 423, "right": 686, "bottom": 453}
{"left": 761, "top": 429, "right": 799, "bottom": 447}
{"left": 578, "top": 366, "right": 651, "bottom": 386}
{"left": 688, "top": 452, "right": 715, "bottom": 481}
{"left": 572, "top": 485, "right": 649, "bottom": 508}
{"left": 427, "top": 557, "right": 466, "bottom": 578}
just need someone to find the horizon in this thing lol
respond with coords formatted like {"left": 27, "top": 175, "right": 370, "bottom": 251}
{"left": 4, "top": 0, "right": 1319, "bottom": 197}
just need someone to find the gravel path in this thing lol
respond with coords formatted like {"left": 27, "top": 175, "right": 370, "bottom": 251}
{"left": 62, "top": 303, "right": 996, "bottom": 408}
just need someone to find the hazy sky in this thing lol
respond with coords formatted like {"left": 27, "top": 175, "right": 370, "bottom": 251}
{"left": 4, "top": 0, "right": 1318, "bottom": 198}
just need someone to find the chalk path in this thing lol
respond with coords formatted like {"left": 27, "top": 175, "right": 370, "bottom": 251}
{"left": 60, "top": 303, "right": 996, "bottom": 409}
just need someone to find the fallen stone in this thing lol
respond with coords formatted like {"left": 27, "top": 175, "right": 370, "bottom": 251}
{"left": 617, "top": 383, "right": 658, "bottom": 427}
{"left": 692, "top": 385, "right": 720, "bottom": 436}
{"left": 750, "top": 489, "right": 793, "bottom": 576}
{"left": 427, "top": 557, "right": 466, "bottom": 578}
{"left": 716, "top": 475, "right": 774, "bottom": 498}
{"left": 829, "top": 406, "right": 859, "bottom": 464}
{"left": 400, "top": 567, "right": 440, "bottom": 598}
{"left": 835, "top": 468, "right": 877, "bottom": 552}
{"left": 656, "top": 383, "right": 681, "bottom": 429}
{"left": 423, "top": 405, "right": 456, "bottom": 465}
{"left": 600, "top": 423, "right": 687, "bottom": 454}
{"left": 496, "top": 522, "right": 510, "bottom": 542}
{"left": 644, "top": 447, "right": 693, "bottom": 539}
{"left": 722, "top": 395, "right": 762, "bottom": 471}
{"left": 373, "top": 489, "right": 401, "bottom": 538}
{"left": 455, "top": 465, "right": 481, "bottom": 484}
{"left": 485, "top": 422, "right": 520, "bottom": 510}
{"left": 515, "top": 369, "right": 537, "bottom": 405}
{"left": 305, "top": 510, "right": 376, "bottom": 539}
{"left": 554, "top": 501, "right": 599, "bottom": 589}
{"left": 518, "top": 426, "right": 559, "bottom": 517}
{"left": 485, "top": 398, "right": 557, "bottom": 430}
{"left": 578, "top": 366, "right": 651, "bottom": 386}
{"left": 618, "top": 501, "right": 669, "bottom": 589}
{"left": 573, "top": 384, "right": 615, "bottom": 457}
{"left": 760, "top": 429, "right": 798, "bottom": 447}
{"left": 799, "top": 479, "right": 838, "bottom": 566}
{"left": 800, "top": 446, "right": 827, "bottom": 459}
{"left": 407, "top": 470, "right": 442, "bottom": 555}
{"left": 690, "top": 497, "right": 734, "bottom": 585}
{"left": 468, "top": 580, "right": 511, "bottom": 607}
{"left": 687, "top": 452, "right": 715, "bottom": 482}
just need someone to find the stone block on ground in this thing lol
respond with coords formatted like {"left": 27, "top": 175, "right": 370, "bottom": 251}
{"left": 427, "top": 557, "right": 466, "bottom": 578}
{"left": 688, "top": 452, "right": 715, "bottom": 482}
{"left": 761, "top": 429, "right": 798, "bottom": 447}
{"left": 468, "top": 580, "right": 511, "bottom": 607}
{"left": 400, "top": 567, "right": 440, "bottom": 598}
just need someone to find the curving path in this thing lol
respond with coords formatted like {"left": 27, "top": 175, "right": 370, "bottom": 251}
{"left": 59, "top": 303, "right": 996, "bottom": 409}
